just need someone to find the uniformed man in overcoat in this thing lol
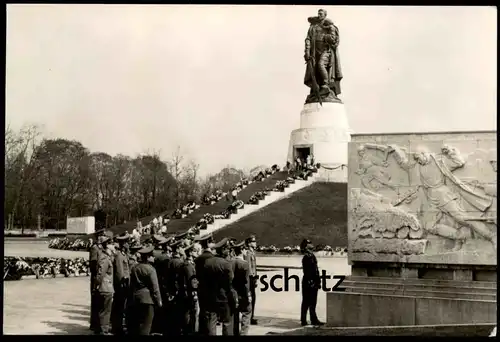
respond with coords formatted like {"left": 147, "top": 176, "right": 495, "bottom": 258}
{"left": 150, "top": 234, "right": 169, "bottom": 335}
{"left": 201, "top": 238, "right": 238, "bottom": 336}
{"left": 111, "top": 232, "right": 131, "bottom": 335}
{"left": 230, "top": 241, "right": 252, "bottom": 335}
{"left": 164, "top": 240, "right": 189, "bottom": 335}
{"left": 183, "top": 243, "right": 199, "bottom": 335}
{"left": 244, "top": 235, "right": 259, "bottom": 325}
{"left": 300, "top": 239, "right": 324, "bottom": 326}
{"left": 175, "top": 231, "right": 190, "bottom": 247}
{"left": 128, "top": 245, "right": 163, "bottom": 335}
{"left": 89, "top": 231, "right": 104, "bottom": 332}
{"left": 194, "top": 234, "right": 215, "bottom": 335}
{"left": 94, "top": 234, "right": 115, "bottom": 335}
{"left": 125, "top": 241, "right": 142, "bottom": 333}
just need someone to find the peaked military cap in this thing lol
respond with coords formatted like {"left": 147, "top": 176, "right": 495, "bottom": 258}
{"left": 138, "top": 245, "right": 154, "bottom": 255}
{"left": 245, "top": 235, "right": 257, "bottom": 245}
{"left": 159, "top": 235, "right": 174, "bottom": 245}
{"left": 115, "top": 232, "right": 130, "bottom": 241}
{"left": 300, "top": 239, "right": 312, "bottom": 251}
{"left": 176, "top": 231, "right": 189, "bottom": 240}
{"left": 231, "top": 241, "right": 245, "bottom": 249}
{"left": 100, "top": 234, "right": 113, "bottom": 245}
{"left": 170, "top": 240, "right": 183, "bottom": 250}
{"left": 94, "top": 228, "right": 106, "bottom": 237}
{"left": 152, "top": 234, "right": 167, "bottom": 243}
{"left": 130, "top": 242, "right": 143, "bottom": 251}
{"left": 194, "top": 234, "right": 213, "bottom": 242}
{"left": 213, "top": 238, "right": 230, "bottom": 250}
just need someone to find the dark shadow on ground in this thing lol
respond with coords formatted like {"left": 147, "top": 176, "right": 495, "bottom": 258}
{"left": 42, "top": 321, "right": 91, "bottom": 335}
{"left": 65, "top": 315, "right": 90, "bottom": 323}
{"left": 63, "top": 303, "right": 90, "bottom": 310}
{"left": 254, "top": 316, "right": 302, "bottom": 329}
{"left": 273, "top": 324, "right": 496, "bottom": 336}
{"left": 61, "top": 309, "right": 90, "bottom": 317}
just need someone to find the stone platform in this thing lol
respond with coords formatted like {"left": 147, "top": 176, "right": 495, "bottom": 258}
{"left": 326, "top": 273, "right": 497, "bottom": 327}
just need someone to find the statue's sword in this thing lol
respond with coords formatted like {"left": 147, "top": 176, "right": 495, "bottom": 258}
{"left": 307, "top": 59, "right": 322, "bottom": 106}
{"left": 307, "top": 27, "right": 322, "bottom": 106}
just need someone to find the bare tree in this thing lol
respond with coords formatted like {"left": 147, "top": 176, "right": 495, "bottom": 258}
{"left": 168, "top": 146, "right": 185, "bottom": 208}
{"left": 4, "top": 124, "right": 44, "bottom": 232}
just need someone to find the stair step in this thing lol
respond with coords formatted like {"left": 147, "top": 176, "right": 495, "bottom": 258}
{"left": 347, "top": 276, "right": 497, "bottom": 289}
{"left": 344, "top": 286, "right": 496, "bottom": 301}
{"left": 344, "top": 281, "right": 497, "bottom": 294}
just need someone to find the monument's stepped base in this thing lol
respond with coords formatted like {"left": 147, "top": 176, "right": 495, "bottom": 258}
{"left": 350, "top": 262, "right": 497, "bottom": 282}
{"left": 343, "top": 276, "right": 497, "bottom": 301}
{"left": 327, "top": 268, "right": 497, "bottom": 327}
{"left": 327, "top": 291, "right": 496, "bottom": 327}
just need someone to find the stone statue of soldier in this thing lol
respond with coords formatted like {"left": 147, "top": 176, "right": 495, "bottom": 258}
{"left": 304, "top": 9, "right": 343, "bottom": 104}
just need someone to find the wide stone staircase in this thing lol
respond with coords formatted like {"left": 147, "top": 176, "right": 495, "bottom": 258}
{"left": 164, "top": 170, "right": 314, "bottom": 236}
{"left": 199, "top": 172, "right": 318, "bottom": 238}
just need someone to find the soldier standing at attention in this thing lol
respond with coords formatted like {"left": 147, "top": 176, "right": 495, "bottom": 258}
{"left": 194, "top": 234, "right": 215, "bottom": 335}
{"left": 150, "top": 235, "right": 169, "bottom": 335}
{"left": 230, "top": 241, "right": 252, "bottom": 335}
{"left": 111, "top": 233, "right": 131, "bottom": 335}
{"left": 89, "top": 231, "right": 104, "bottom": 332}
{"left": 164, "top": 240, "right": 188, "bottom": 335}
{"left": 183, "top": 244, "right": 199, "bottom": 335}
{"left": 244, "top": 235, "right": 259, "bottom": 325}
{"left": 94, "top": 234, "right": 115, "bottom": 335}
{"left": 202, "top": 238, "right": 238, "bottom": 336}
{"left": 300, "top": 239, "right": 324, "bottom": 326}
{"left": 129, "top": 245, "right": 163, "bottom": 335}
{"left": 125, "top": 241, "right": 142, "bottom": 334}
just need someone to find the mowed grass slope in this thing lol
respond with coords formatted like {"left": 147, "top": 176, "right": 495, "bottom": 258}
{"left": 213, "top": 182, "right": 347, "bottom": 247}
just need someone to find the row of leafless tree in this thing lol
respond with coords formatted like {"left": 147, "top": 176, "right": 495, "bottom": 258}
{"left": 5, "top": 124, "right": 247, "bottom": 232}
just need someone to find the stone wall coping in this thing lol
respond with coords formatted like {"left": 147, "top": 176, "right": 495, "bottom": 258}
{"left": 335, "top": 291, "right": 497, "bottom": 303}
{"left": 351, "top": 130, "right": 496, "bottom": 137}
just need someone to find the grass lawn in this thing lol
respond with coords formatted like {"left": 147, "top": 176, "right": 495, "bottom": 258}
{"left": 213, "top": 182, "right": 347, "bottom": 247}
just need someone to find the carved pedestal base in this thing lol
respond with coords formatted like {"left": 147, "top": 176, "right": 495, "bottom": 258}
{"left": 287, "top": 102, "right": 351, "bottom": 183}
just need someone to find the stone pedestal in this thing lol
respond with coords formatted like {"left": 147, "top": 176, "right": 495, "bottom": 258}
{"left": 287, "top": 102, "right": 351, "bottom": 182}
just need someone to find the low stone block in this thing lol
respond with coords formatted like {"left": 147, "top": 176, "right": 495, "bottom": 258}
{"left": 415, "top": 297, "right": 497, "bottom": 325}
{"left": 327, "top": 292, "right": 497, "bottom": 327}
{"left": 326, "top": 292, "right": 416, "bottom": 327}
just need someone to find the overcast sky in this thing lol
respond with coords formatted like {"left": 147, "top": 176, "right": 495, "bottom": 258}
{"left": 6, "top": 5, "right": 497, "bottom": 176}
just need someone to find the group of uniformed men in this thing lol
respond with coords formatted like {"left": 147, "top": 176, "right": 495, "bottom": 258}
{"left": 89, "top": 229, "right": 259, "bottom": 336}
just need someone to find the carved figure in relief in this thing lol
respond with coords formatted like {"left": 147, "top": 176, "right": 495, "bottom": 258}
{"left": 350, "top": 188, "right": 426, "bottom": 255}
{"left": 385, "top": 144, "right": 497, "bottom": 251}
{"left": 355, "top": 144, "right": 396, "bottom": 191}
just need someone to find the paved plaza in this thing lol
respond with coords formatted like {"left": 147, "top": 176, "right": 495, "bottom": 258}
{"left": 3, "top": 268, "right": 339, "bottom": 335}
{"left": 4, "top": 239, "right": 350, "bottom": 335}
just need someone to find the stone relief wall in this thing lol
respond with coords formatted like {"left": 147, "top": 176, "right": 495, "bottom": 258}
{"left": 348, "top": 132, "right": 497, "bottom": 265}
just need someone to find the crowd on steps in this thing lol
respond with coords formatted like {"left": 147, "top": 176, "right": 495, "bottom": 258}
{"left": 49, "top": 162, "right": 323, "bottom": 253}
